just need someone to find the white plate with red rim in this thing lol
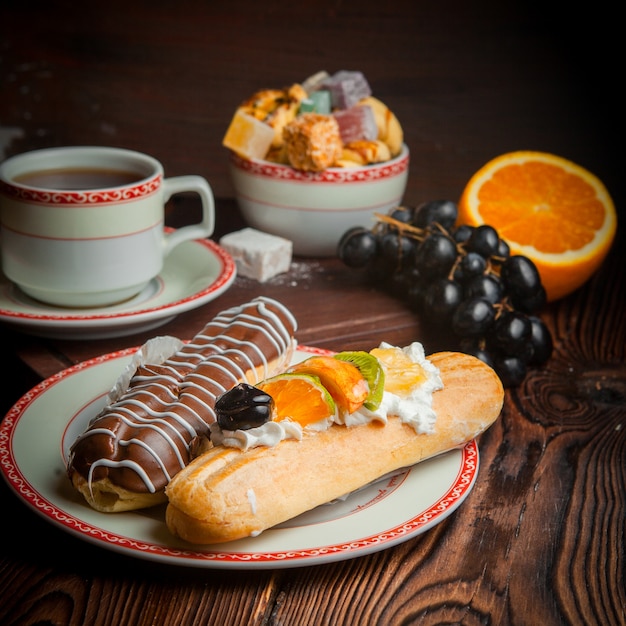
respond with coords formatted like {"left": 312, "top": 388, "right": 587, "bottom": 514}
{"left": 0, "top": 345, "right": 480, "bottom": 570}
{"left": 0, "top": 229, "right": 236, "bottom": 340}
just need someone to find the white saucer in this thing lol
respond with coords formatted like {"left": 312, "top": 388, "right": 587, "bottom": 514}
{"left": 0, "top": 231, "right": 236, "bottom": 340}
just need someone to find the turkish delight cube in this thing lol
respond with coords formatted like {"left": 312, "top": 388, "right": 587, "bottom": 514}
{"left": 222, "top": 109, "right": 275, "bottom": 159}
{"left": 219, "top": 228, "right": 292, "bottom": 282}
{"left": 322, "top": 70, "right": 372, "bottom": 109}
{"left": 333, "top": 105, "right": 378, "bottom": 144}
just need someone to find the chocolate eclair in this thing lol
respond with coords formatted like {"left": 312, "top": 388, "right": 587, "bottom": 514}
{"left": 67, "top": 296, "right": 297, "bottom": 512}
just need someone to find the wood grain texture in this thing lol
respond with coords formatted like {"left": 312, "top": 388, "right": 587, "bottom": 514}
{"left": 1, "top": 0, "right": 623, "bottom": 624}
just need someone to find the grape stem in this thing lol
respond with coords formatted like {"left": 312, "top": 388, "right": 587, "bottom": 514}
{"left": 374, "top": 210, "right": 514, "bottom": 320}
{"left": 373, "top": 211, "right": 507, "bottom": 276}
{"left": 374, "top": 212, "right": 433, "bottom": 241}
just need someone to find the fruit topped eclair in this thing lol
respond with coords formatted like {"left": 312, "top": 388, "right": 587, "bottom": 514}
{"left": 165, "top": 343, "right": 504, "bottom": 544}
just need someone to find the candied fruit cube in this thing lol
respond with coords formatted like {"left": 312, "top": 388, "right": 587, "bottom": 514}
{"left": 310, "top": 90, "right": 332, "bottom": 115}
{"left": 322, "top": 70, "right": 372, "bottom": 109}
{"left": 299, "top": 98, "right": 316, "bottom": 114}
{"left": 333, "top": 105, "right": 378, "bottom": 144}
{"left": 222, "top": 109, "right": 275, "bottom": 160}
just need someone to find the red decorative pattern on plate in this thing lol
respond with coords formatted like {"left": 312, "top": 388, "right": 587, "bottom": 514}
{"left": 0, "top": 175, "right": 162, "bottom": 205}
{"left": 230, "top": 151, "right": 409, "bottom": 183}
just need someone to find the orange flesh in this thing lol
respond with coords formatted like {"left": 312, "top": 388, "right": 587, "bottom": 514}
{"left": 257, "top": 377, "right": 334, "bottom": 427}
{"left": 288, "top": 356, "right": 369, "bottom": 414}
{"left": 476, "top": 161, "right": 606, "bottom": 254}
{"left": 370, "top": 347, "right": 426, "bottom": 396}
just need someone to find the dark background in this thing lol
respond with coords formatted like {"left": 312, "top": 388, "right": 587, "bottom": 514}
{"left": 1, "top": 1, "right": 621, "bottom": 214}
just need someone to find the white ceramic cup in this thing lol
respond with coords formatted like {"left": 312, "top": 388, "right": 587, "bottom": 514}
{"left": 0, "top": 146, "right": 215, "bottom": 307}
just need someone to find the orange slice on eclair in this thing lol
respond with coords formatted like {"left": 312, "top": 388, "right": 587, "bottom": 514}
{"left": 288, "top": 355, "right": 370, "bottom": 414}
{"left": 257, "top": 373, "right": 337, "bottom": 427}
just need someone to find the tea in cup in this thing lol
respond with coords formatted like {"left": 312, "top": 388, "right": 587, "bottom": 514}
{"left": 0, "top": 146, "right": 215, "bottom": 307}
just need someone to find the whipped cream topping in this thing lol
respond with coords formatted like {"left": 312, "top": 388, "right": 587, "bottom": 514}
{"left": 215, "top": 341, "right": 443, "bottom": 451}
{"left": 350, "top": 341, "right": 443, "bottom": 434}
{"left": 210, "top": 419, "right": 303, "bottom": 449}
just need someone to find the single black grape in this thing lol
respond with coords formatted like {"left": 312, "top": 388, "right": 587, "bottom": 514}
{"left": 338, "top": 227, "right": 379, "bottom": 268}
{"left": 412, "top": 200, "right": 458, "bottom": 230}
{"left": 456, "top": 251, "right": 487, "bottom": 283}
{"left": 369, "top": 254, "right": 396, "bottom": 286}
{"left": 413, "top": 232, "right": 458, "bottom": 278}
{"left": 215, "top": 383, "right": 274, "bottom": 430}
{"left": 496, "top": 238, "right": 511, "bottom": 260}
{"left": 466, "top": 224, "right": 500, "bottom": 258}
{"left": 452, "top": 297, "right": 496, "bottom": 337}
{"left": 389, "top": 206, "right": 414, "bottom": 223}
{"left": 464, "top": 274, "right": 503, "bottom": 304}
{"left": 406, "top": 276, "right": 426, "bottom": 311}
{"left": 491, "top": 311, "right": 532, "bottom": 354}
{"left": 388, "top": 267, "right": 412, "bottom": 298}
{"left": 501, "top": 255, "right": 542, "bottom": 298}
{"left": 422, "top": 278, "right": 463, "bottom": 321}
{"left": 527, "top": 315, "right": 553, "bottom": 365}
{"left": 453, "top": 224, "right": 474, "bottom": 244}
{"left": 494, "top": 355, "right": 527, "bottom": 388}
{"left": 380, "top": 230, "right": 417, "bottom": 268}
{"left": 511, "top": 284, "right": 547, "bottom": 314}
{"left": 459, "top": 337, "right": 495, "bottom": 369}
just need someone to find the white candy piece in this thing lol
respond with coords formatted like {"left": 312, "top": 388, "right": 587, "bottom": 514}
{"left": 220, "top": 228, "right": 292, "bottom": 282}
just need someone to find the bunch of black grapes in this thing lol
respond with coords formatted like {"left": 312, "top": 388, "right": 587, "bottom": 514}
{"left": 338, "top": 201, "right": 553, "bottom": 387}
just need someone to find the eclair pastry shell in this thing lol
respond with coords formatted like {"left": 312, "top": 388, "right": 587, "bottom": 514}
{"left": 165, "top": 351, "right": 504, "bottom": 544}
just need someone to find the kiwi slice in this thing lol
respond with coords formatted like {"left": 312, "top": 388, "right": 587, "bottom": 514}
{"left": 334, "top": 351, "right": 385, "bottom": 410}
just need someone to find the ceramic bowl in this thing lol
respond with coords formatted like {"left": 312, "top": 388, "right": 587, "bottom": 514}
{"left": 229, "top": 144, "right": 409, "bottom": 256}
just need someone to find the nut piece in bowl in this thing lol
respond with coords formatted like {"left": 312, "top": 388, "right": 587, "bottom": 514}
{"left": 229, "top": 145, "right": 409, "bottom": 257}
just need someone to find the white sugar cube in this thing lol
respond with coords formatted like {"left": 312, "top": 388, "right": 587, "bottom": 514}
{"left": 220, "top": 228, "right": 292, "bottom": 282}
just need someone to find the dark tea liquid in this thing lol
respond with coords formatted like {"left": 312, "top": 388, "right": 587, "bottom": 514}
{"left": 13, "top": 168, "right": 144, "bottom": 190}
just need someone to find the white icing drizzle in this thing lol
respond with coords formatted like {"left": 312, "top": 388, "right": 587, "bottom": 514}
{"left": 87, "top": 458, "right": 159, "bottom": 495}
{"left": 73, "top": 416, "right": 189, "bottom": 472}
{"left": 118, "top": 438, "right": 175, "bottom": 481}
{"left": 69, "top": 297, "right": 297, "bottom": 495}
{"left": 247, "top": 488, "right": 257, "bottom": 514}
{"left": 180, "top": 357, "right": 247, "bottom": 392}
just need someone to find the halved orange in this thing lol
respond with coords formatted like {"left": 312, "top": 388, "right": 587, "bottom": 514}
{"left": 257, "top": 373, "right": 336, "bottom": 427}
{"left": 457, "top": 151, "right": 617, "bottom": 301}
{"left": 370, "top": 346, "right": 426, "bottom": 396}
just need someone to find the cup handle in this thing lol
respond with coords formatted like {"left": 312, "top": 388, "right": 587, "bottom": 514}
{"left": 161, "top": 175, "right": 216, "bottom": 255}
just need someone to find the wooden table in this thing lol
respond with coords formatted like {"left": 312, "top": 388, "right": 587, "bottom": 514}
{"left": 1, "top": 2, "right": 623, "bottom": 625}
